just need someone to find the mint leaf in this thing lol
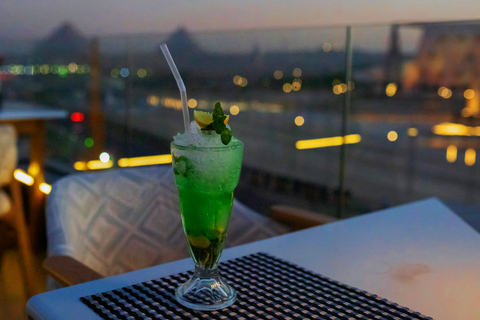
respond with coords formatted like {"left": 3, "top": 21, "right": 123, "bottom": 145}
{"left": 211, "top": 102, "right": 232, "bottom": 145}
{"left": 221, "top": 128, "right": 232, "bottom": 145}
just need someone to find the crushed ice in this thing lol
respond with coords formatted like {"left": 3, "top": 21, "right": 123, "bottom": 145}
{"left": 173, "top": 121, "right": 233, "bottom": 147}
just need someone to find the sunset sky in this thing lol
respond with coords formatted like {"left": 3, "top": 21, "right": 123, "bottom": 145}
{"left": 1, "top": 0, "right": 480, "bottom": 39}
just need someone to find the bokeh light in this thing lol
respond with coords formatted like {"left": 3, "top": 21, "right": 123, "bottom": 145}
{"left": 230, "top": 105, "right": 240, "bottom": 115}
{"left": 407, "top": 127, "right": 418, "bottom": 137}
{"left": 293, "top": 68, "right": 302, "bottom": 77}
{"left": 273, "top": 70, "right": 283, "bottom": 80}
{"left": 446, "top": 145, "right": 457, "bottom": 163}
{"left": 147, "top": 95, "right": 160, "bottom": 106}
{"left": 68, "top": 63, "right": 78, "bottom": 73}
{"left": 465, "top": 148, "right": 476, "bottom": 166}
{"left": 188, "top": 98, "right": 197, "bottom": 108}
{"left": 120, "top": 68, "right": 129, "bottom": 78}
{"left": 387, "top": 130, "right": 398, "bottom": 142}
{"left": 295, "top": 116, "right": 305, "bottom": 126}
{"left": 233, "top": 75, "right": 242, "bottom": 85}
{"left": 137, "top": 68, "right": 147, "bottom": 78}
{"left": 464, "top": 89, "right": 475, "bottom": 100}
{"left": 322, "top": 42, "right": 332, "bottom": 52}
{"left": 84, "top": 138, "right": 94, "bottom": 148}
{"left": 438, "top": 87, "right": 452, "bottom": 99}
{"left": 99, "top": 152, "right": 110, "bottom": 163}
{"left": 386, "top": 83, "right": 398, "bottom": 97}
{"left": 283, "top": 83, "right": 293, "bottom": 93}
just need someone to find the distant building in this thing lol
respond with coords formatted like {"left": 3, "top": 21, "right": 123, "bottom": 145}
{"left": 403, "top": 21, "right": 480, "bottom": 90}
{"left": 31, "top": 22, "right": 89, "bottom": 64}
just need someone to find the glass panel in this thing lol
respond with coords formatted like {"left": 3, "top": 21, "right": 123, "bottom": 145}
{"left": 110, "top": 27, "right": 348, "bottom": 216}
{"left": 348, "top": 21, "right": 480, "bottom": 216}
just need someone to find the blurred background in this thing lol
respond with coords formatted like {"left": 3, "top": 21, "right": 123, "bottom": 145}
{"left": 2, "top": 0, "right": 480, "bottom": 318}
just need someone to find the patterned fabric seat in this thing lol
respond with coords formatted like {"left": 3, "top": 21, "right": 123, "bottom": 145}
{"left": 46, "top": 165, "right": 289, "bottom": 278}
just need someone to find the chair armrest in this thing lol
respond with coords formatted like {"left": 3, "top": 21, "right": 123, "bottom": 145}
{"left": 43, "top": 255, "right": 104, "bottom": 287}
{"left": 270, "top": 205, "right": 338, "bottom": 231}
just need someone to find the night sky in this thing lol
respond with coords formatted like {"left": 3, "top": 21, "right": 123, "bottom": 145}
{"left": 1, "top": 0, "right": 479, "bottom": 40}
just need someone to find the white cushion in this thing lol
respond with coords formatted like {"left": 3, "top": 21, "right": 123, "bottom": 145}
{"left": 46, "top": 166, "right": 289, "bottom": 278}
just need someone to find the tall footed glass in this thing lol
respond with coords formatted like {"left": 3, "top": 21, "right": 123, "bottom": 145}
{"left": 171, "top": 138, "right": 243, "bottom": 311}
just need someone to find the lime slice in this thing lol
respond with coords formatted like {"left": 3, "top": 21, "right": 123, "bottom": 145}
{"left": 193, "top": 110, "right": 213, "bottom": 128}
{"left": 187, "top": 235, "right": 211, "bottom": 249}
{"left": 194, "top": 110, "right": 229, "bottom": 129}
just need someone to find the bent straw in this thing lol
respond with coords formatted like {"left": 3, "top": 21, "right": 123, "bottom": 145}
{"left": 160, "top": 43, "right": 191, "bottom": 137}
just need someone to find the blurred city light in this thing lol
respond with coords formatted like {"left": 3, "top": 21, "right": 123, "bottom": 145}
{"left": 465, "top": 148, "right": 476, "bottom": 166}
{"left": 293, "top": 68, "right": 302, "bottom": 77}
{"left": 147, "top": 95, "right": 160, "bottom": 106}
{"left": 74, "top": 160, "right": 113, "bottom": 171}
{"left": 39, "top": 182, "right": 52, "bottom": 195}
{"left": 118, "top": 154, "right": 172, "bottom": 167}
{"left": 111, "top": 68, "right": 120, "bottom": 78}
{"left": 273, "top": 70, "right": 283, "bottom": 80}
{"left": 333, "top": 85, "right": 342, "bottom": 95}
{"left": 120, "top": 68, "right": 129, "bottom": 77}
{"left": 283, "top": 83, "right": 293, "bottom": 93}
{"left": 295, "top": 116, "right": 305, "bottom": 126}
{"left": 162, "top": 97, "right": 183, "bottom": 110}
{"left": 99, "top": 152, "right": 110, "bottom": 163}
{"left": 438, "top": 87, "right": 452, "bottom": 99}
{"left": 408, "top": 128, "right": 418, "bottom": 137}
{"left": 13, "top": 169, "right": 34, "bottom": 186}
{"left": 292, "top": 79, "right": 302, "bottom": 91}
{"left": 137, "top": 68, "right": 147, "bottom": 78}
{"left": 462, "top": 107, "right": 473, "bottom": 117}
{"left": 446, "top": 145, "right": 457, "bottom": 163}
{"left": 387, "top": 131, "right": 398, "bottom": 141}
{"left": 84, "top": 138, "right": 94, "bottom": 148}
{"left": 28, "top": 163, "right": 40, "bottom": 177}
{"left": 13, "top": 169, "right": 52, "bottom": 194}
{"left": 296, "top": 134, "right": 361, "bottom": 150}
{"left": 188, "top": 98, "right": 197, "bottom": 108}
{"left": 239, "top": 77, "right": 248, "bottom": 87}
{"left": 322, "top": 42, "right": 332, "bottom": 52}
{"left": 333, "top": 83, "right": 347, "bottom": 95}
{"left": 386, "top": 83, "right": 398, "bottom": 97}
{"left": 464, "top": 89, "right": 475, "bottom": 100}
{"left": 68, "top": 63, "right": 78, "bottom": 73}
{"left": 230, "top": 105, "right": 240, "bottom": 115}
{"left": 71, "top": 112, "right": 84, "bottom": 122}
{"left": 74, "top": 162, "right": 87, "bottom": 171}
{"left": 432, "top": 122, "right": 480, "bottom": 136}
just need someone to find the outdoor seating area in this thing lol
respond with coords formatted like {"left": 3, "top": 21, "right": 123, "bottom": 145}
{"left": 2, "top": 2, "right": 480, "bottom": 319}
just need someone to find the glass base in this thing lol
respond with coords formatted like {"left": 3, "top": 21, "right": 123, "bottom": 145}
{"left": 175, "top": 268, "right": 236, "bottom": 311}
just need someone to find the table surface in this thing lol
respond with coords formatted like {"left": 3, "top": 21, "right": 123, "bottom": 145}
{"left": 27, "top": 198, "right": 480, "bottom": 320}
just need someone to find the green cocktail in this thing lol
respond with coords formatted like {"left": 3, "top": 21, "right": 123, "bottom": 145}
{"left": 171, "top": 127, "right": 243, "bottom": 310}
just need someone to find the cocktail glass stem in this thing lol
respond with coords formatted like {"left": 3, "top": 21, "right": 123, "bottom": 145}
{"left": 175, "top": 265, "right": 236, "bottom": 310}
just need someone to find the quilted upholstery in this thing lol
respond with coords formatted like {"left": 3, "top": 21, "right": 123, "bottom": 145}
{"left": 46, "top": 166, "right": 289, "bottom": 277}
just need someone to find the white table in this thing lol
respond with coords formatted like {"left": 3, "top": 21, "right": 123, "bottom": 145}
{"left": 27, "top": 198, "right": 480, "bottom": 319}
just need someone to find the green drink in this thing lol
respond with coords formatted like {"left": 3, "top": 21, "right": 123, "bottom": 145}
{"left": 171, "top": 105, "right": 243, "bottom": 311}
{"left": 172, "top": 138, "right": 243, "bottom": 269}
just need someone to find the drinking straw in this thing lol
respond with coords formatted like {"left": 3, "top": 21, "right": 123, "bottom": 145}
{"left": 160, "top": 43, "right": 191, "bottom": 137}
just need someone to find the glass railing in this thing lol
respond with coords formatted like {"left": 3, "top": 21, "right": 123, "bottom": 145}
{"left": 3, "top": 20, "right": 480, "bottom": 219}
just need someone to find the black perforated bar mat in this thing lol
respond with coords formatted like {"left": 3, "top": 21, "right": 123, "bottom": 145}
{"left": 81, "top": 252, "right": 434, "bottom": 319}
